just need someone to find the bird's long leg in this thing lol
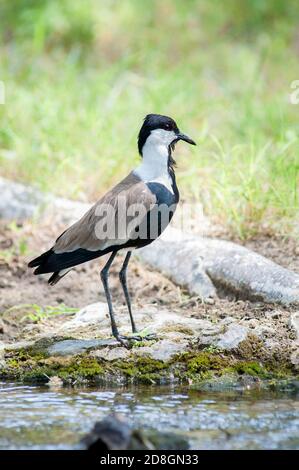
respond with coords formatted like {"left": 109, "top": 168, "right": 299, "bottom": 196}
{"left": 119, "top": 251, "right": 137, "bottom": 334}
{"left": 100, "top": 251, "right": 126, "bottom": 345}
{"left": 119, "top": 251, "right": 157, "bottom": 342}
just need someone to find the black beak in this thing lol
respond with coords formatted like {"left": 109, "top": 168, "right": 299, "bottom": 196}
{"left": 175, "top": 132, "right": 196, "bottom": 146}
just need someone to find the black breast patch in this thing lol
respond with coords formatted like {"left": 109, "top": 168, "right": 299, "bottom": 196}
{"left": 146, "top": 182, "right": 177, "bottom": 206}
{"left": 131, "top": 181, "right": 178, "bottom": 243}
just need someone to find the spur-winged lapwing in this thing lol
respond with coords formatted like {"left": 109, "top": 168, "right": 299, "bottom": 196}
{"left": 28, "top": 114, "right": 196, "bottom": 345}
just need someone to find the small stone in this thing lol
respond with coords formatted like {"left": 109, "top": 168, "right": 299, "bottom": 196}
{"left": 0, "top": 319, "right": 5, "bottom": 334}
{"left": 290, "top": 349, "right": 299, "bottom": 369}
{"left": 4, "top": 340, "right": 35, "bottom": 351}
{"left": 0, "top": 279, "right": 16, "bottom": 288}
{"left": 253, "top": 325, "right": 276, "bottom": 339}
{"left": 47, "top": 338, "right": 116, "bottom": 357}
{"left": 264, "top": 339, "right": 281, "bottom": 351}
{"left": 220, "top": 316, "right": 235, "bottom": 325}
{"left": 216, "top": 323, "right": 249, "bottom": 350}
{"left": 80, "top": 416, "right": 132, "bottom": 450}
{"left": 289, "top": 312, "right": 299, "bottom": 339}
{"left": 22, "top": 324, "right": 41, "bottom": 334}
{"left": 60, "top": 302, "right": 109, "bottom": 331}
{"left": 246, "top": 319, "right": 259, "bottom": 329}
{"left": 46, "top": 376, "right": 63, "bottom": 389}
{"left": 134, "top": 339, "right": 189, "bottom": 362}
{"left": 204, "top": 298, "right": 215, "bottom": 305}
{"left": 199, "top": 322, "right": 223, "bottom": 336}
{"left": 92, "top": 347, "right": 131, "bottom": 361}
{"left": 267, "top": 311, "right": 282, "bottom": 319}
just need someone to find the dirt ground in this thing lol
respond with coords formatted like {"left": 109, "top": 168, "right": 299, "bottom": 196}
{"left": 0, "top": 219, "right": 298, "bottom": 349}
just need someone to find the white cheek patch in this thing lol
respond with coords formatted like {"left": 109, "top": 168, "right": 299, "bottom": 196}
{"left": 147, "top": 128, "right": 176, "bottom": 146}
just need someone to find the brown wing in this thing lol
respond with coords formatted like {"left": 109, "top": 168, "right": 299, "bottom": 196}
{"left": 53, "top": 172, "right": 156, "bottom": 254}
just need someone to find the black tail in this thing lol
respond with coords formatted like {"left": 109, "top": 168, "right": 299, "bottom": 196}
{"left": 48, "top": 271, "right": 68, "bottom": 286}
{"left": 28, "top": 247, "right": 107, "bottom": 281}
{"left": 28, "top": 249, "right": 70, "bottom": 286}
{"left": 28, "top": 249, "right": 53, "bottom": 268}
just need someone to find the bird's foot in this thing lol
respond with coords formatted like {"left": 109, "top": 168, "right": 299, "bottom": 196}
{"left": 114, "top": 335, "right": 131, "bottom": 348}
{"left": 114, "top": 331, "right": 157, "bottom": 348}
{"left": 128, "top": 326, "right": 157, "bottom": 342}
{"left": 129, "top": 332, "right": 157, "bottom": 341}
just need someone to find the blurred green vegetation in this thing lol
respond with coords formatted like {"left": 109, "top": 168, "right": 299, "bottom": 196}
{"left": 0, "top": 0, "right": 298, "bottom": 237}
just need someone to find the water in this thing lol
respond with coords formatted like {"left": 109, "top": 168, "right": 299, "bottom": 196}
{"left": 0, "top": 381, "right": 298, "bottom": 450}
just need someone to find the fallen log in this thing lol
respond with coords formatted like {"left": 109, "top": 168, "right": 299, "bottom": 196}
{"left": 138, "top": 227, "right": 299, "bottom": 305}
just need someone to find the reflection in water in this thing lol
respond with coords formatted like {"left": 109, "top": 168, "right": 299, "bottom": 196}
{"left": 0, "top": 382, "right": 298, "bottom": 449}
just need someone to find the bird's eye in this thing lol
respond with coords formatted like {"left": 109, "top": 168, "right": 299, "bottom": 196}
{"left": 165, "top": 123, "right": 171, "bottom": 130}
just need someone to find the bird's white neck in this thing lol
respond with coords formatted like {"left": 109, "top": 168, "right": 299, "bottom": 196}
{"left": 134, "top": 129, "right": 175, "bottom": 191}
{"left": 135, "top": 143, "right": 169, "bottom": 180}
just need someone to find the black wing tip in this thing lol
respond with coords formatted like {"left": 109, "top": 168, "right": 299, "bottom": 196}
{"left": 28, "top": 257, "right": 43, "bottom": 268}
{"left": 28, "top": 249, "right": 53, "bottom": 270}
{"left": 48, "top": 272, "right": 59, "bottom": 285}
{"left": 33, "top": 266, "right": 45, "bottom": 275}
{"left": 48, "top": 271, "right": 70, "bottom": 285}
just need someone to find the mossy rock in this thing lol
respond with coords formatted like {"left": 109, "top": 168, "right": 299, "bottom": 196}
{"left": 1, "top": 340, "right": 297, "bottom": 386}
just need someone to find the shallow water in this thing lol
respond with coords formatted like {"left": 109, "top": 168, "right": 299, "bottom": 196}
{"left": 0, "top": 381, "right": 298, "bottom": 450}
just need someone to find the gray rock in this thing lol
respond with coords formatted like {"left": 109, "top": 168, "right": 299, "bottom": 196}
{"left": 289, "top": 312, "right": 299, "bottom": 339}
{"left": 264, "top": 339, "right": 282, "bottom": 351}
{"left": 134, "top": 339, "right": 189, "bottom": 362}
{"left": 0, "top": 341, "right": 7, "bottom": 367}
{"left": 216, "top": 323, "right": 249, "bottom": 350}
{"left": 43, "top": 304, "right": 250, "bottom": 357}
{"left": 0, "top": 176, "right": 90, "bottom": 223}
{"left": 47, "top": 338, "right": 117, "bottom": 356}
{"left": 59, "top": 302, "right": 109, "bottom": 331}
{"left": 79, "top": 416, "right": 189, "bottom": 450}
{"left": 0, "top": 341, "right": 5, "bottom": 357}
{"left": 0, "top": 318, "right": 5, "bottom": 334}
{"left": 91, "top": 347, "right": 131, "bottom": 361}
{"left": 80, "top": 416, "right": 132, "bottom": 450}
{"left": 0, "top": 302, "right": 256, "bottom": 363}
{"left": 4, "top": 340, "right": 36, "bottom": 351}
{"left": 252, "top": 325, "right": 276, "bottom": 339}
{"left": 289, "top": 312, "right": 299, "bottom": 368}
{"left": 0, "top": 177, "right": 45, "bottom": 220}
{"left": 60, "top": 302, "right": 205, "bottom": 340}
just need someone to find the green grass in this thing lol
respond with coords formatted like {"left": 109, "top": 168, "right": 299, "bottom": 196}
{"left": 0, "top": 0, "right": 298, "bottom": 237}
{"left": 2, "top": 303, "right": 78, "bottom": 323}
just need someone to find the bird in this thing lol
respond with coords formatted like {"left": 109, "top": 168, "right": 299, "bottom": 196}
{"left": 28, "top": 114, "right": 196, "bottom": 346}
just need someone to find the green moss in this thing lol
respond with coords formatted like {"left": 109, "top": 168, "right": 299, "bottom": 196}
{"left": 178, "top": 351, "right": 292, "bottom": 383}
{"left": 2, "top": 354, "right": 104, "bottom": 384}
{"left": 176, "top": 352, "right": 232, "bottom": 382}
{"left": 233, "top": 361, "right": 267, "bottom": 377}
{"left": 52, "top": 357, "right": 104, "bottom": 381}
{"left": 112, "top": 356, "right": 169, "bottom": 384}
{"left": 9, "top": 349, "right": 48, "bottom": 362}
{"left": 131, "top": 340, "right": 157, "bottom": 348}
{"left": 187, "top": 353, "right": 229, "bottom": 374}
{"left": 0, "top": 342, "right": 297, "bottom": 386}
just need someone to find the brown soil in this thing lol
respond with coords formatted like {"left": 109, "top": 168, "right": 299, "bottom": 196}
{"left": 0, "top": 220, "right": 297, "bottom": 354}
{"left": 239, "top": 236, "right": 299, "bottom": 274}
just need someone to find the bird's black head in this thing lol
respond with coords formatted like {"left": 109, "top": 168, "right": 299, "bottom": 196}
{"left": 137, "top": 113, "right": 196, "bottom": 156}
